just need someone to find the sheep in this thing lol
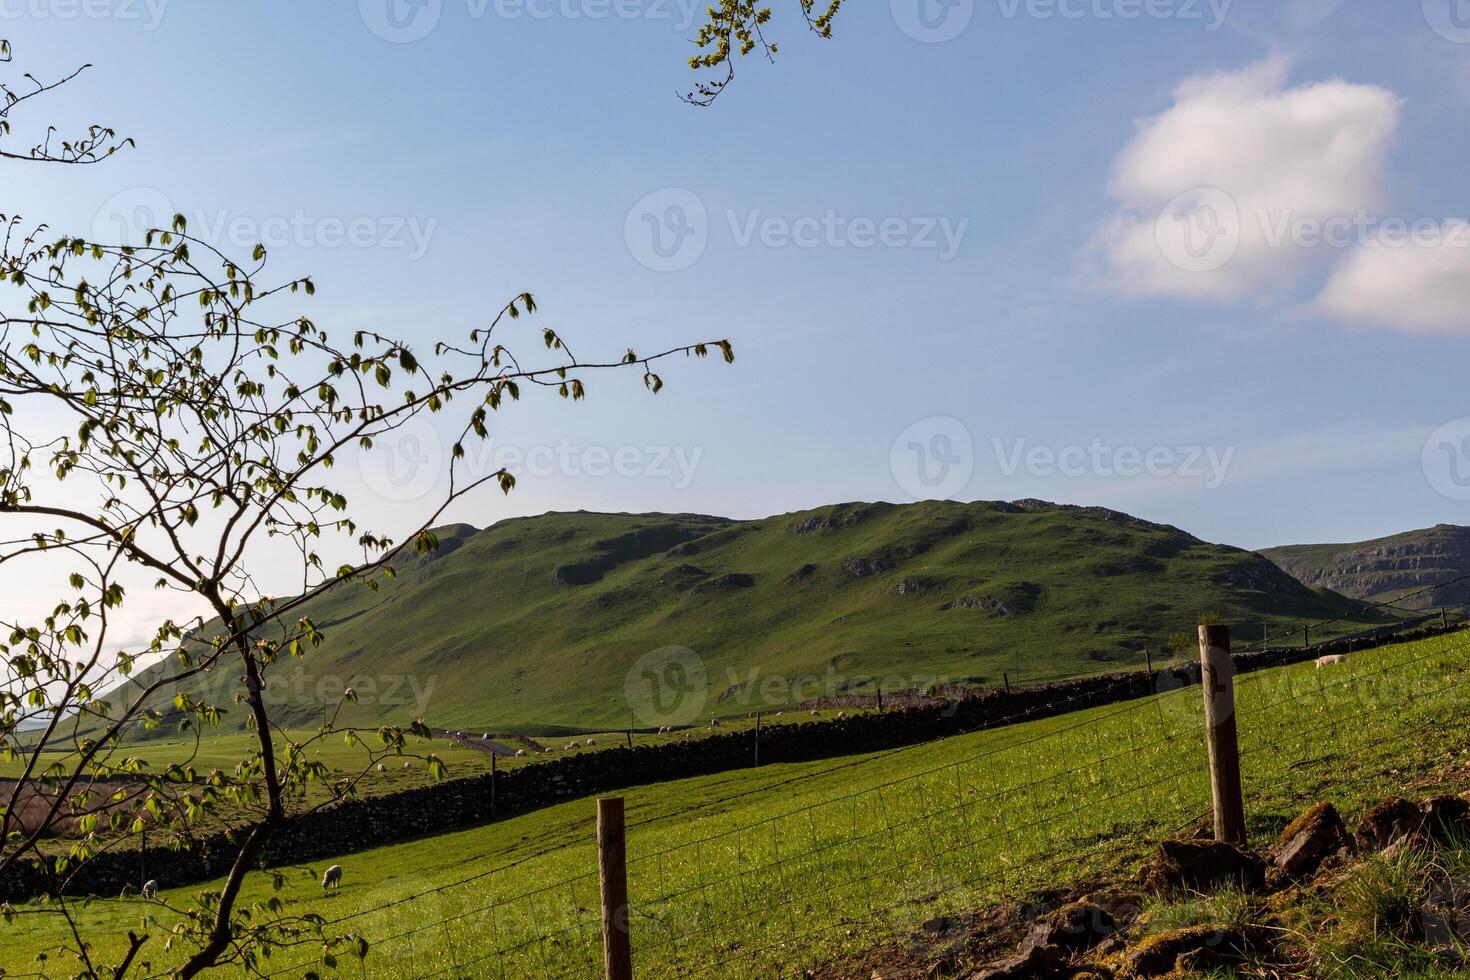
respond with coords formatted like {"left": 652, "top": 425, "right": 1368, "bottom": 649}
{"left": 836, "top": 711, "right": 847, "bottom": 720}
{"left": 482, "top": 733, "right": 492, "bottom": 740}
{"left": 375, "top": 763, "right": 386, "bottom": 773}
{"left": 585, "top": 738, "right": 597, "bottom": 746}
{"left": 515, "top": 749, "right": 527, "bottom": 757}
{"left": 709, "top": 718, "right": 721, "bottom": 728}
{"left": 402, "top": 761, "right": 411, "bottom": 769}
{"left": 810, "top": 709, "right": 819, "bottom": 717}
{"left": 321, "top": 865, "right": 343, "bottom": 891}
{"left": 565, "top": 741, "right": 581, "bottom": 750}
{"left": 1316, "top": 654, "right": 1349, "bottom": 669}
{"left": 774, "top": 712, "right": 782, "bottom": 717}
{"left": 544, "top": 747, "right": 555, "bottom": 753}
{"left": 141, "top": 879, "right": 159, "bottom": 900}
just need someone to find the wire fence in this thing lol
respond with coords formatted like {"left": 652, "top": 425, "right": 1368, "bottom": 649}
{"left": 208, "top": 616, "right": 1470, "bottom": 980}
{"left": 11, "top": 585, "right": 1470, "bottom": 980}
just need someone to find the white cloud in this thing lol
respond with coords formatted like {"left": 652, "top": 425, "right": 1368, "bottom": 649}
{"left": 1315, "top": 220, "right": 1470, "bottom": 333}
{"left": 1084, "top": 57, "right": 1401, "bottom": 301}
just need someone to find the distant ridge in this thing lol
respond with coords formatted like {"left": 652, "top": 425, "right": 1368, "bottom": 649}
{"left": 111, "top": 500, "right": 1388, "bottom": 731}
{"left": 1261, "top": 524, "right": 1470, "bottom": 611}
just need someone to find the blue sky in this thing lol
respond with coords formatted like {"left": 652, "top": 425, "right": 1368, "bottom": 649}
{"left": 5, "top": 0, "right": 1470, "bottom": 583}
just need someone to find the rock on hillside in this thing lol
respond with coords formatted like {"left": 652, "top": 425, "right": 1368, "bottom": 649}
{"left": 1261, "top": 524, "right": 1470, "bottom": 610}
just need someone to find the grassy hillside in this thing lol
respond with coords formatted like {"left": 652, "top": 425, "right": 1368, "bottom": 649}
{"left": 13, "top": 631, "right": 1470, "bottom": 979}
{"left": 112, "top": 500, "right": 1386, "bottom": 732}
{"left": 1262, "top": 524, "right": 1470, "bottom": 610}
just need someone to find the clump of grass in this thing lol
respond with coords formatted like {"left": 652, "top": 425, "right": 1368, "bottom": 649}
{"left": 1338, "top": 847, "right": 1434, "bottom": 941}
{"left": 1144, "top": 884, "right": 1256, "bottom": 936}
{"left": 1295, "top": 844, "right": 1470, "bottom": 979}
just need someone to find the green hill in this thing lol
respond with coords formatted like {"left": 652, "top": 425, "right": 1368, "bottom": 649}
{"left": 114, "top": 500, "right": 1388, "bottom": 732}
{"left": 1261, "top": 524, "right": 1470, "bottom": 611}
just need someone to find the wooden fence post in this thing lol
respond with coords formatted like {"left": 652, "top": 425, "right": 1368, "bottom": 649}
{"left": 597, "top": 797, "right": 633, "bottom": 980}
{"left": 1144, "top": 647, "right": 1153, "bottom": 677}
{"left": 753, "top": 712, "right": 761, "bottom": 768}
{"left": 1303, "top": 625, "right": 1310, "bottom": 649}
{"left": 1442, "top": 608, "right": 1449, "bottom": 630}
{"left": 490, "top": 752, "right": 497, "bottom": 818}
{"left": 1198, "top": 625, "right": 1246, "bottom": 845}
{"left": 1003, "top": 672, "right": 1011, "bottom": 694}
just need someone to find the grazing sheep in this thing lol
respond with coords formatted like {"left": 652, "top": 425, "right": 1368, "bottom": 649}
{"left": 321, "top": 865, "right": 343, "bottom": 891}
{"left": 482, "top": 733, "right": 491, "bottom": 740}
{"left": 402, "top": 761, "right": 411, "bottom": 769}
{"left": 585, "top": 738, "right": 597, "bottom": 746}
{"left": 709, "top": 718, "right": 721, "bottom": 728}
{"left": 565, "top": 741, "right": 581, "bottom": 750}
{"left": 376, "top": 763, "right": 386, "bottom": 772}
{"left": 774, "top": 712, "right": 782, "bottom": 717}
{"left": 1316, "top": 654, "right": 1348, "bottom": 669}
{"left": 515, "top": 749, "right": 527, "bottom": 757}
{"left": 836, "top": 711, "right": 847, "bottom": 720}
{"left": 141, "top": 879, "right": 159, "bottom": 900}
{"left": 810, "top": 709, "right": 819, "bottom": 717}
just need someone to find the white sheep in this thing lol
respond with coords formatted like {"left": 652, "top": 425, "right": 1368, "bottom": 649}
{"left": 544, "top": 747, "right": 555, "bottom": 753}
{"left": 515, "top": 749, "right": 527, "bottom": 757}
{"left": 566, "top": 741, "right": 581, "bottom": 750}
{"left": 1316, "top": 654, "right": 1348, "bottom": 669}
{"left": 836, "top": 711, "right": 847, "bottom": 720}
{"left": 709, "top": 718, "right": 721, "bottom": 728}
{"left": 585, "top": 738, "right": 597, "bottom": 746}
{"left": 141, "top": 879, "right": 159, "bottom": 900}
{"left": 810, "top": 709, "right": 819, "bottom": 717}
{"left": 321, "top": 865, "right": 342, "bottom": 891}
{"left": 375, "top": 763, "right": 386, "bottom": 772}
{"left": 774, "top": 712, "right": 782, "bottom": 717}
{"left": 402, "top": 761, "right": 411, "bottom": 769}
{"left": 482, "top": 733, "right": 491, "bottom": 740}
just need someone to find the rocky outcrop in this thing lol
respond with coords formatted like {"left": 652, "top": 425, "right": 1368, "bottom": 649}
{"left": 1275, "top": 801, "right": 1349, "bottom": 877}
{"left": 842, "top": 556, "right": 891, "bottom": 578}
{"left": 1137, "top": 839, "right": 1267, "bottom": 896}
{"left": 1261, "top": 524, "right": 1470, "bottom": 610}
{"left": 1355, "top": 797, "right": 1424, "bottom": 851}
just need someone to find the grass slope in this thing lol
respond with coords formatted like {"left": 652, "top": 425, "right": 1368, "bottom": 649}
{"left": 113, "top": 500, "right": 1385, "bottom": 732}
{"left": 1262, "top": 523, "right": 1470, "bottom": 611}
{"left": 10, "top": 631, "right": 1470, "bottom": 978}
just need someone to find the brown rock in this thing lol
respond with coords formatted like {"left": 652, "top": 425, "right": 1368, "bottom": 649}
{"left": 969, "top": 942, "right": 1067, "bottom": 979}
{"left": 1137, "top": 839, "right": 1268, "bottom": 896}
{"left": 1125, "top": 925, "right": 1243, "bottom": 977}
{"left": 1276, "top": 801, "right": 1349, "bottom": 878}
{"left": 1020, "top": 899, "right": 1118, "bottom": 954}
{"left": 1423, "top": 795, "right": 1470, "bottom": 841}
{"left": 1355, "top": 797, "right": 1423, "bottom": 851}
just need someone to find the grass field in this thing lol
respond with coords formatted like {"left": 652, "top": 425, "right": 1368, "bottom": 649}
{"left": 103, "top": 502, "right": 1390, "bottom": 732}
{"left": 6, "top": 632, "right": 1469, "bottom": 978}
